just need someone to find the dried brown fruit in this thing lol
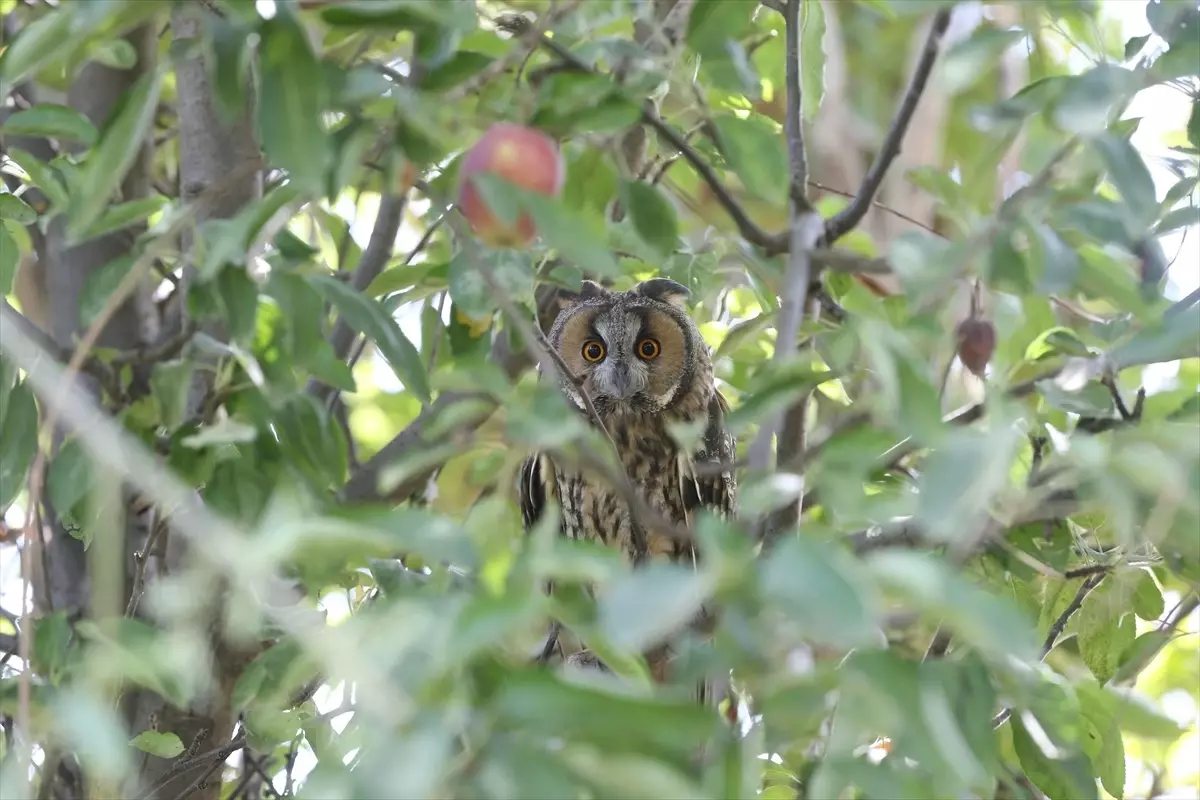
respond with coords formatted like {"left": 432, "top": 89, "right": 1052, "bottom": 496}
{"left": 956, "top": 318, "right": 996, "bottom": 377}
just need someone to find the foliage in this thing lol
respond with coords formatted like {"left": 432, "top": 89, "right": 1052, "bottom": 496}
{"left": 0, "top": 0, "right": 1198, "bottom": 798}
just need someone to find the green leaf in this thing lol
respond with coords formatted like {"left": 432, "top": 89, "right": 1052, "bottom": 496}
{"left": 0, "top": 10, "right": 73, "bottom": 87}
{"left": 1050, "top": 65, "right": 1135, "bottom": 136}
{"left": 5, "top": 147, "right": 70, "bottom": 213}
{"left": 1110, "top": 307, "right": 1200, "bottom": 369}
{"left": 310, "top": 274, "right": 431, "bottom": 404}
{"left": 1156, "top": 204, "right": 1200, "bottom": 235}
{"left": 79, "top": 254, "right": 136, "bottom": 328}
{"left": 1131, "top": 569, "right": 1164, "bottom": 621}
{"left": 867, "top": 550, "right": 1040, "bottom": 662}
{"left": 1093, "top": 133, "right": 1159, "bottom": 230}
{"left": 761, "top": 535, "right": 879, "bottom": 649}
{"left": 78, "top": 195, "right": 167, "bottom": 242}
{"left": 32, "top": 610, "right": 72, "bottom": 684}
{"left": 597, "top": 563, "right": 717, "bottom": 654}
{"left": 800, "top": 0, "right": 827, "bottom": 121}
{"left": 1123, "top": 33, "right": 1151, "bottom": 61}
{"left": 492, "top": 668, "right": 721, "bottom": 763}
{"left": 711, "top": 113, "right": 789, "bottom": 205}
{"left": 46, "top": 437, "right": 92, "bottom": 520}
{"left": 0, "top": 104, "right": 98, "bottom": 145}
{"left": 1011, "top": 715, "right": 1099, "bottom": 800}
{"left": 150, "top": 360, "right": 195, "bottom": 433}
{"left": 940, "top": 26, "right": 1026, "bottom": 95}
{"left": 0, "top": 225, "right": 17, "bottom": 295}
{"left": 619, "top": 180, "right": 679, "bottom": 257}
{"left": 0, "top": 193, "right": 37, "bottom": 225}
{"left": 67, "top": 66, "right": 165, "bottom": 242}
{"left": 0, "top": 380, "right": 39, "bottom": 510}
{"left": 522, "top": 192, "right": 622, "bottom": 279}
{"left": 258, "top": 12, "right": 329, "bottom": 195}
{"left": 129, "top": 731, "right": 184, "bottom": 759}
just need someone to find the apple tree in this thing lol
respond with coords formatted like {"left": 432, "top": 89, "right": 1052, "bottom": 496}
{"left": 0, "top": 0, "right": 1198, "bottom": 798}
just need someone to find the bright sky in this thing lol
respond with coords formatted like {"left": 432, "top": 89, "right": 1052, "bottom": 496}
{"left": 1, "top": 1, "right": 1197, "bottom": 794}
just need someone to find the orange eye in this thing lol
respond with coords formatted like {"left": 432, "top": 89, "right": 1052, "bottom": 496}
{"left": 582, "top": 339, "right": 606, "bottom": 362}
{"left": 637, "top": 338, "right": 660, "bottom": 360}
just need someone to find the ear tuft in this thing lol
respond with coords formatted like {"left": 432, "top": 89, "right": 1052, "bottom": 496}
{"left": 579, "top": 280, "right": 609, "bottom": 301}
{"left": 635, "top": 278, "right": 690, "bottom": 308}
{"left": 554, "top": 279, "right": 611, "bottom": 311}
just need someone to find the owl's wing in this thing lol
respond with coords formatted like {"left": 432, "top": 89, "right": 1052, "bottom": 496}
{"left": 682, "top": 390, "right": 737, "bottom": 519}
{"left": 518, "top": 453, "right": 558, "bottom": 530}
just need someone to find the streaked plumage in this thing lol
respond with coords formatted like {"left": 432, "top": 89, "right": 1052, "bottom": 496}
{"left": 518, "top": 278, "right": 737, "bottom": 695}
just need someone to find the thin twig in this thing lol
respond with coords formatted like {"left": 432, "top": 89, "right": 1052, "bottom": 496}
{"left": 993, "top": 573, "right": 1105, "bottom": 729}
{"left": 823, "top": 8, "right": 953, "bottom": 245}
{"left": 533, "top": 33, "right": 780, "bottom": 253}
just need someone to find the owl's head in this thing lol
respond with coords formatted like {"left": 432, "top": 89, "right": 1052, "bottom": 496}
{"left": 546, "top": 278, "right": 711, "bottom": 415}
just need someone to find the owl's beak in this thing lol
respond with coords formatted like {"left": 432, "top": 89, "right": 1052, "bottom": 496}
{"left": 608, "top": 369, "right": 635, "bottom": 399}
{"left": 596, "top": 363, "right": 639, "bottom": 400}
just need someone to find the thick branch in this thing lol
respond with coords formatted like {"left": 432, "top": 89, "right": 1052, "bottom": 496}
{"left": 823, "top": 8, "right": 953, "bottom": 245}
{"left": 782, "top": 0, "right": 809, "bottom": 205}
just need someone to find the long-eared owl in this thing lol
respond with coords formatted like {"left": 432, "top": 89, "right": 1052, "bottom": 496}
{"left": 518, "top": 277, "right": 738, "bottom": 671}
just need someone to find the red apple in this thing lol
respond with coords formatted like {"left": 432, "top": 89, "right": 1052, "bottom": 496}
{"left": 457, "top": 122, "right": 565, "bottom": 248}
{"left": 956, "top": 318, "right": 996, "bottom": 377}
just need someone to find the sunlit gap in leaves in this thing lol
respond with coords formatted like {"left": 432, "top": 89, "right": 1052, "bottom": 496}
{"left": 254, "top": 0, "right": 276, "bottom": 21}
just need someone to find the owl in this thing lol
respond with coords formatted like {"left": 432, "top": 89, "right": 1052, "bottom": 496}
{"left": 518, "top": 277, "right": 738, "bottom": 684}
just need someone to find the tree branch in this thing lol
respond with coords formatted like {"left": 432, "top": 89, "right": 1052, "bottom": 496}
{"left": 747, "top": 0, "right": 822, "bottom": 532}
{"left": 307, "top": 192, "right": 408, "bottom": 401}
{"left": 532, "top": 33, "right": 781, "bottom": 253}
{"left": 823, "top": 8, "right": 953, "bottom": 245}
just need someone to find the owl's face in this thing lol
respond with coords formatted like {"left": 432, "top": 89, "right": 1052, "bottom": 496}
{"left": 547, "top": 278, "right": 707, "bottom": 415}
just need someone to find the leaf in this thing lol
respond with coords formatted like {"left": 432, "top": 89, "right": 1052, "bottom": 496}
{"left": 32, "top": 611, "right": 72, "bottom": 684}
{"left": 310, "top": 274, "right": 431, "bottom": 404}
{"left": 0, "top": 193, "right": 37, "bottom": 225}
{"left": 1109, "top": 307, "right": 1200, "bottom": 369}
{"left": 619, "top": 180, "right": 679, "bottom": 257}
{"left": 78, "top": 195, "right": 167, "bottom": 242}
{"left": 597, "top": 563, "right": 717, "bottom": 654}
{"left": 1093, "top": 133, "right": 1159, "bottom": 230}
{"left": 129, "top": 731, "right": 184, "bottom": 759}
{"left": 0, "top": 381, "right": 39, "bottom": 511}
{"left": 257, "top": 11, "right": 329, "bottom": 195}
{"left": 67, "top": 66, "right": 165, "bottom": 242}
{"left": 760, "top": 535, "right": 879, "bottom": 649}
{"left": 420, "top": 50, "right": 493, "bottom": 91}
{"left": 79, "top": 254, "right": 136, "bottom": 328}
{"left": 940, "top": 26, "right": 1025, "bottom": 95}
{"left": 711, "top": 113, "right": 789, "bottom": 205}
{"left": 0, "top": 104, "right": 98, "bottom": 145}
{"left": 5, "top": 147, "right": 70, "bottom": 213}
{"left": 867, "top": 550, "right": 1040, "bottom": 662}
{"left": 1011, "top": 714, "right": 1099, "bottom": 800}
{"left": 448, "top": 248, "right": 532, "bottom": 319}
{"left": 0, "top": 225, "right": 17, "bottom": 295}
{"left": 1131, "top": 569, "right": 1164, "bottom": 621}
{"left": 492, "top": 668, "right": 721, "bottom": 763}
{"left": 150, "top": 360, "right": 195, "bottom": 433}
{"left": 522, "top": 193, "right": 622, "bottom": 279}
{"left": 1050, "top": 65, "right": 1136, "bottom": 136}
{"left": 1124, "top": 33, "right": 1151, "bottom": 61}
{"left": 800, "top": 0, "right": 826, "bottom": 120}
{"left": 1156, "top": 204, "right": 1200, "bottom": 235}
{"left": 46, "top": 437, "right": 92, "bottom": 520}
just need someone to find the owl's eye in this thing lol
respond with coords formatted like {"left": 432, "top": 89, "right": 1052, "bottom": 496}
{"left": 637, "top": 338, "right": 660, "bottom": 360}
{"left": 582, "top": 339, "right": 606, "bottom": 362}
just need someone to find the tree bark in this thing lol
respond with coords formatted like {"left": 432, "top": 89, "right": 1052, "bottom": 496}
{"left": 120, "top": 5, "right": 264, "bottom": 799}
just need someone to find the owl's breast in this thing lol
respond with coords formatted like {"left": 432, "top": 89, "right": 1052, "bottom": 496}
{"left": 556, "top": 411, "right": 696, "bottom": 563}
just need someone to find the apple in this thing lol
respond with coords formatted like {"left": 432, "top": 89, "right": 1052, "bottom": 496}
{"left": 457, "top": 122, "right": 565, "bottom": 248}
{"left": 956, "top": 318, "right": 996, "bottom": 377}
